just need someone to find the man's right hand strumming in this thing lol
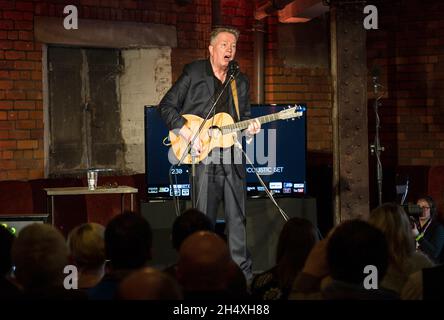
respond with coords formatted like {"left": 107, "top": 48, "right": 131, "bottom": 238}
{"left": 179, "top": 125, "right": 202, "bottom": 155}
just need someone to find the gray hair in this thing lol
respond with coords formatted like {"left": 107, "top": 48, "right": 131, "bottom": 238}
{"left": 210, "top": 27, "right": 240, "bottom": 44}
{"left": 12, "top": 223, "right": 69, "bottom": 289}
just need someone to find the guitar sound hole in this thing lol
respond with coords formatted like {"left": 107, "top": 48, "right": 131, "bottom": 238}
{"left": 208, "top": 126, "right": 222, "bottom": 138}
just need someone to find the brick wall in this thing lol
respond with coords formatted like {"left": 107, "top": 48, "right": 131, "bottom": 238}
{"left": 7, "top": 0, "right": 441, "bottom": 181}
{"left": 0, "top": 0, "right": 43, "bottom": 180}
{"left": 367, "top": 0, "right": 444, "bottom": 166}
{"left": 220, "top": 0, "right": 255, "bottom": 96}
{"left": 262, "top": 0, "right": 444, "bottom": 167}
{"left": 0, "top": 0, "right": 256, "bottom": 180}
{"left": 263, "top": 15, "right": 333, "bottom": 160}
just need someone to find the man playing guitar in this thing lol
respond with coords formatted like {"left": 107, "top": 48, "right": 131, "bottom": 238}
{"left": 157, "top": 26, "right": 259, "bottom": 281}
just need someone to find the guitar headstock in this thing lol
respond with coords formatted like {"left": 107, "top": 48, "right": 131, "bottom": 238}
{"left": 278, "top": 105, "right": 305, "bottom": 120}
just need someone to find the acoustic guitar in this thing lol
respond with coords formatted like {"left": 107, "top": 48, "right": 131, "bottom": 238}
{"left": 169, "top": 105, "right": 304, "bottom": 164}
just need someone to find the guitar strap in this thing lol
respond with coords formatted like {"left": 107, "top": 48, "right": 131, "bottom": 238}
{"left": 230, "top": 79, "right": 240, "bottom": 121}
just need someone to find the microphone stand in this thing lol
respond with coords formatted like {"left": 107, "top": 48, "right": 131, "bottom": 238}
{"left": 401, "top": 178, "right": 409, "bottom": 205}
{"left": 169, "top": 66, "right": 239, "bottom": 216}
{"left": 370, "top": 77, "right": 384, "bottom": 206}
{"left": 234, "top": 139, "right": 290, "bottom": 222}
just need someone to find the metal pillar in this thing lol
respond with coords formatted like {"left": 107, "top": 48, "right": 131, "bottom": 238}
{"left": 331, "top": 0, "right": 369, "bottom": 222}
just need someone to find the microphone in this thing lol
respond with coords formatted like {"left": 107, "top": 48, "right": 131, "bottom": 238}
{"left": 228, "top": 60, "right": 240, "bottom": 78}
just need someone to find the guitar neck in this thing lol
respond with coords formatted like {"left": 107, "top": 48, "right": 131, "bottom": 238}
{"left": 221, "top": 113, "right": 281, "bottom": 134}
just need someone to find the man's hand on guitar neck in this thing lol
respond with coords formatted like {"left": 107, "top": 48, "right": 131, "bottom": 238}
{"left": 246, "top": 119, "right": 261, "bottom": 136}
{"left": 245, "top": 119, "right": 261, "bottom": 144}
{"left": 179, "top": 125, "right": 202, "bottom": 155}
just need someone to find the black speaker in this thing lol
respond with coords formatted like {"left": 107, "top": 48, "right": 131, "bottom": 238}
{"left": 141, "top": 200, "right": 179, "bottom": 270}
{"left": 246, "top": 197, "right": 317, "bottom": 273}
{"left": 140, "top": 197, "right": 317, "bottom": 273}
{"left": 140, "top": 200, "right": 227, "bottom": 269}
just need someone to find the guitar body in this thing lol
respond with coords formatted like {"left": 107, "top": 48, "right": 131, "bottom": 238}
{"left": 169, "top": 113, "right": 237, "bottom": 164}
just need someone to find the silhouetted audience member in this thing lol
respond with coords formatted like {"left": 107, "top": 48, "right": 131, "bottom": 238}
{"left": 117, "top": 267, "right": 183, "bottom": 300}
{"left": 12, "top": 223, "right": 86, "bottom": 300}
{"left": 368, "top": 203, "right": 433, "bottom": 294}
{"left": 88, "top": 212, "right": 152, "bottom": 300}
{"left": 67, "top": 223, "right": 106, "bottom": 290}
{"left": 0, "top": 225, "right": 21, "bottom": 299}
{"left": 164, "top": 208, "right": 214, "bottom": 278}
{"left": 290, "top": 219, "right": 398, "bottom": 300}
{"left": 250, "top": 217, "right": 320, "bottom": 300}
{"left": 176, "top": 231, "right": 235, "bottom": 300}
{"left": 226, "top": 260, "right": 250, "bottom": 299}
{"left": 413, "top": 196, "right": 444, "bottom": 264}
{"left": 402, "top": 264, "right": 444, "bottom": 299}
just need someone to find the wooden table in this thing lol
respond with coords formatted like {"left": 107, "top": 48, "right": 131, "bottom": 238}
{"left": 44, "top": 186, "right": 138, "bottom": 225}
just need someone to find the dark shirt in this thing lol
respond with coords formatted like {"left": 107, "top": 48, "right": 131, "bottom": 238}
{"left": 206, "top": 59, "right": 232, "bottom": 118}
{"left": 88, "top": 270, "right": 132, "bottom": 300}
{"left": 418, "top": 217, "right": 444, "bottom": 264}
{"left": 205, "top": 60, "right": 238, "bottom": 168}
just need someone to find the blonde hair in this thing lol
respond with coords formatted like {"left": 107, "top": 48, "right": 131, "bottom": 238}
{"left": 67, "top": 223, "right": 105, "bottom": 269}
{"left": 210, "top": 27, "right": 240, "bottom": 45}
{"left": 368, "top": 203, "right": 415, "bottom": 271}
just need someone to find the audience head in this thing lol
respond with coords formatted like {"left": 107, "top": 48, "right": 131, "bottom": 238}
{"left": 176, "top": 231, "right": 232, "bottom": 291}
{"left": 12, "top": 223, "right": 69, "bottom": 290}
{"left": 327, "top": 219, "right": 388, "bottom": 285}
{"left": 276, "top": 217, "right": 320, "bottom": 269}
{"left": 0, "top": 224, "right": 15, "bottom": 276}
{"left": 118, "top": 267, "right": 183, "bottom": 300}
{"left": 172, "top": 208, "right": 214, "bottom": 251}
{"left": 368, "top": 203, "right": 415, "bottom": 269}
{"left": 105, "top": 212, "right": 152, "bottom": 270}
{"left": 67, "top": 223, "right": 106, "bottom": 271}
{"left": 225, "top": 260, "right": 248, "bottom": 298}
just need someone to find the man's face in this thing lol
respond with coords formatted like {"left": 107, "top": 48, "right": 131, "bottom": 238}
{"left": 209, "top": 32, "right": 237, "bottom": 70}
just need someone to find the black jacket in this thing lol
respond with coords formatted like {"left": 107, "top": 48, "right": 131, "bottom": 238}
{"left": 418, "top": 217, "right": 444, "bottom": 264}
{"left": 157, "top": 59, "right": 251, "bottom": 130}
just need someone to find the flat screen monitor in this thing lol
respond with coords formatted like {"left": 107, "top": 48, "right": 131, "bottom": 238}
{"left": 144, "top": 104, "right": 307, "bottom": 199}
{"left": 0, "top": 215, "right": 48, "bottom": 236}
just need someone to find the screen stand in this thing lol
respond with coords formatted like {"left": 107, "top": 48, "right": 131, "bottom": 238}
{"left": 191, "top": 152, "right": 197, "bottom": 208}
